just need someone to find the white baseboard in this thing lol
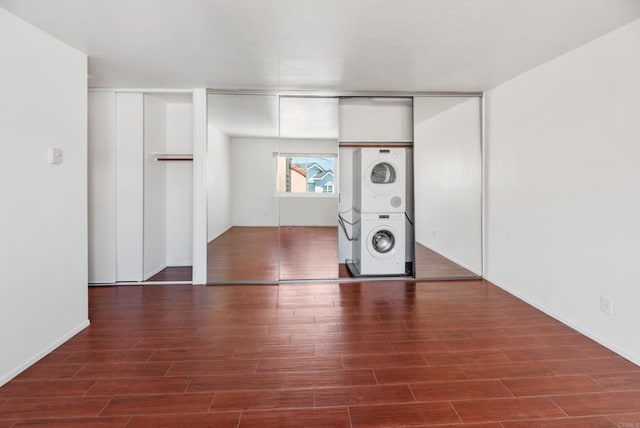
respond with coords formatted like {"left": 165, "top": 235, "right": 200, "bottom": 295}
{"left": 166, "top": 262, "right": 193, "bottom": 267}
{"left": 485, "top": 274, "right": 640, "bottom": 367}
{"left": 0, "top": 319, "right": 90, "bottom": 387}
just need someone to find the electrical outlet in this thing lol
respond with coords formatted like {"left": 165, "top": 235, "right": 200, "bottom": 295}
{"left": 600, "top": 295, "right": 614, "bottom": 316}
{"left": 47, "top": 148, "right": 63, "bottom": 164}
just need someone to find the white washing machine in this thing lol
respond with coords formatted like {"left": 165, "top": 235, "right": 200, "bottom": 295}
{"left": 353, "top": 213, "right": 406, "bottom": 275}
{"left": 353, "top": 148, "right": 406, "bottom": 213}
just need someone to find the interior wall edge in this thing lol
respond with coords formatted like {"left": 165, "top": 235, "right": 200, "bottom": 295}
{"left": 483, "top": 18, "right": 640, "bottom": 366}
{"left": 0, "top": 6, "right": 89, "bottom": 385}
{"left": 484, "top": 274, "right": 640, "bottom": 366}
{"left": 0, "top": 320, "right": 90, "bottom": 387}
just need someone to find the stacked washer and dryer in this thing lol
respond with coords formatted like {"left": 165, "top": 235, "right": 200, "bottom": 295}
{"left": 351, "top": 148, "right": 410, "bottom": 276}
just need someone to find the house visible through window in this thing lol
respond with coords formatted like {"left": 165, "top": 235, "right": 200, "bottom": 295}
{"left": 277, "top": 155, "right": 336, "bottom": 194}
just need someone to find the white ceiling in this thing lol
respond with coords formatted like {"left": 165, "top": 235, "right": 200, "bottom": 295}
{"left": 2, "top": 0, "right": 640, "bottom": 91}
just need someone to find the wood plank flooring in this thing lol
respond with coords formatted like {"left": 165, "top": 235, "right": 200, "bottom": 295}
{"left": 2, "top": 281, "right": 640, "bottom": 426}
{"left": 279, "top": 226, "right": 339, "bottom": 280}
{"left": 147, "top": 266, "right": 192, "bottom": 282}
{"left": 414, "top": 243, "right": 478, "bottom": 279}
{"left": 208, "top": 227, "right": 475, "bottom": 282}
{"left": 208, "top": 227, "right": 279, "bottom": 282}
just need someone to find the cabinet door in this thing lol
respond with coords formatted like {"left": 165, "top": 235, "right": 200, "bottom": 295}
{"left": 374, "top": 101, "right": 413, "bottom": 141}
{"left": 115, "top": 92, "right": 144, "bottom": 282}
{"left": 88, "top": 92, "right": 145, "bottom": 283}
{"left": 88, "top": 92, "right": 116, "bottom": 283}
{"left": 339, "top": 98, "right": 377, "bottom": 141}
{"left": 339, "top": 97, "right": 412, "bottom": 142}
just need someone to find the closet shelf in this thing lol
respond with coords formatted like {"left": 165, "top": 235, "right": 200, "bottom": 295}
{"left": 151, "top": 152, "right": 193, "bottom": 161}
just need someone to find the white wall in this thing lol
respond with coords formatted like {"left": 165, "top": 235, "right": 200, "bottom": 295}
{"left": 414, "top": 97, "right": 482, "bottom": 274}
{"left": 143, "top": 94, "right": 168, "bottom": 278}
{"left": 88, "top": 92, "right": 116, "bottom": 283}
{"left": 207, "top": 126, "right": 232, "bottom": 241}
{"left": 166, "top": 102, "right": 194, "bottom": 265}
{"left": 230, "top": 138, "right": 279, "bottom": 226}
{"left": 485, "top": 18, "right": 640, "bottom": 364}
{"left": 0, "top": 9, "right": 88, "bottom": 385}
{"left": 279, "top": 197, "right": 337, "bottom": 226}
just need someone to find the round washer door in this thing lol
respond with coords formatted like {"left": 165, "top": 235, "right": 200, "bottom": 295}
{"left": 367, "top": 227, "right": 398, "bottom": 259}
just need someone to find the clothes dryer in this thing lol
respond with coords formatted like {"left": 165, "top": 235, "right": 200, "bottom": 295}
{"left": 353, "top": 148, "right": 406, "bottom": 213}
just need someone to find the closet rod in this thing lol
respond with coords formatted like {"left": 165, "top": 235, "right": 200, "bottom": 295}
{"left": 155, "top": 157, "right": 193, "bottom": 162}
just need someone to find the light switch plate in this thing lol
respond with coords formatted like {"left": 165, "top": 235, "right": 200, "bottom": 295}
{"left": 48, "top": 148, "right": 63, "bottom": 164}
{"left": 600, "top": 294, "right": 614, "bottom": 316}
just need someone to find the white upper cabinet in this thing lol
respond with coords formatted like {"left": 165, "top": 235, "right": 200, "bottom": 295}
{"left": 339, "top": 97, "right": 413, "bottom": 142}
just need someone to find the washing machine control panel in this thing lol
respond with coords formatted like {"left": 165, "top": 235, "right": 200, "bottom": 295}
{"left": 363, "top": 213, "right": 404, "bottom": 224}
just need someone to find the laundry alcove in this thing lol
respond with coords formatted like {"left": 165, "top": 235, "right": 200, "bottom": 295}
{"left": 203, "top": 92, "right": 483, "bottom": 284}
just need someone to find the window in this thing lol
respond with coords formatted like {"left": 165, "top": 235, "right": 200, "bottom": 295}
{"left": 322, "top": 183, "right": 334, "bottom": 193}
{"left": 277, "top": 155, "right": 336, "bottom": 194}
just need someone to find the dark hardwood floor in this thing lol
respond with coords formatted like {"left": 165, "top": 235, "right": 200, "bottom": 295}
{"left": 208, "top": 227, "right": 475, "bottom": 282}
{"left": 279, "top": 226, "right": 338, "bottom": 280}
{"left": 414, "top": 243, "right": 479, "bottom": 279}
{"left": 1, "top": 281, "right": 639, "bottom": 426}
{"left": 208, "top": 227, "right": 279, "bottom": 282}
{"left": 147, "top": 266, "right": 192, "bottom": 282}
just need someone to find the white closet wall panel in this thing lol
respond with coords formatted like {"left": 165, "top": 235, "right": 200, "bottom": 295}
{"left": 143, "top": 95, "right": 168, "bottom": 279}
{"left": 166, "top": 102, "right": 194, "bottom": 265}
{"left": 115, "top": 93, "right": 144, "bottom": 282}
{"left": 88, "top": 92, "right": 116, "bottom": 283}
{"left": 166, "top": 161, "right": 193, "bottom": 265}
